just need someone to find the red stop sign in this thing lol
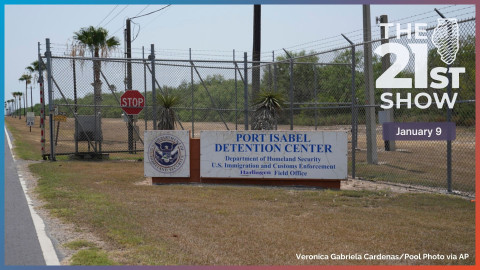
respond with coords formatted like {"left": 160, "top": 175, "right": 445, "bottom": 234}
{"left": 121, "top": 90, "right": 145, "bottom": 115}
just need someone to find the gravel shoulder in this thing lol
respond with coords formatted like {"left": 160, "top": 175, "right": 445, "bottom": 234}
{"left": 15, "top": 159, "right": 109, "bottom": 265}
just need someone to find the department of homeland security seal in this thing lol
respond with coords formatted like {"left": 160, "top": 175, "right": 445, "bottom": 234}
{"left": 148, "top": 134, "right": 186, "bottom": 174}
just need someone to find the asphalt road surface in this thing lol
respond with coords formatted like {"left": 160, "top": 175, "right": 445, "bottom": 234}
{"left": 4, "top": 128, "right": 46, "bottom": 265}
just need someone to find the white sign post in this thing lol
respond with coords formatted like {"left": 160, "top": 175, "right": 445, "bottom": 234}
{"left": 26, "top": 112, "right": 35, "bottom": 132}
{"left": 27, "top": 112, "right": 35, "bottom": 126}
{"left": 200, "top": 131, "right": 347, "bottom": 179}
{"left": 144, "top": 130, "right": 190, "bottom": 178}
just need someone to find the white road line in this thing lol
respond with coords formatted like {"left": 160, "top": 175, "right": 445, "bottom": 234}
{"left": 4, "top": 127, "right": 60, "bottom": 266}
{"left": 5, "top": 126, "right": 13, "bottom": 156}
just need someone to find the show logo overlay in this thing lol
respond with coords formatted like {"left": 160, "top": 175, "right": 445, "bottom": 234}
{"left": 375, "top": 19, "right": 465, "bottom": 110}
{"left": 200, "top": 131, "right": 347, "bottom": 179}
{"left": 144, "top": 131, "right": 190, "bottom": 177}
{"left": 432, "top": 18, "right": 459, "bottom": 65}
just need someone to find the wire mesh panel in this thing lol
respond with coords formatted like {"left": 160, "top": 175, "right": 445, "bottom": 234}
{"left": 41, "top": 16, "right": 474, "bottom": 195}
{"left": 353, "top": 18, "right": 475, "bottom": 196}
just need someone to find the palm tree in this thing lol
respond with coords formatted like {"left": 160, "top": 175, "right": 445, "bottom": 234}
{"left": 28, "top": 60, "right": 46, "bottom": 126}
{"left": 10, "top": 99, "right": 14, "bottom": 116}
{"left": 7, "top": 99, "right": 13, "bottom": 116}
{"left": 73, "top": 26, "right": 120, "bottom": 111}
{"left": 26, "top": 61, "right": 43, "bottom": 112}
{"left": 252, "top": 91, "right": 285, "bottom": 130}
{"left": 18, "top": 92, "right": 23, "bottom": 119}
{"left": 19, "top": 74, "right": 32, "bottom": 117}
{"left": 13, "top": 92, "right": 23, "bottom": 119}
{"left": 12, "top": 93, "right": 18, "bottom": 118}
{"left": 26, "top": 60, "right": 45, "bottom": 73}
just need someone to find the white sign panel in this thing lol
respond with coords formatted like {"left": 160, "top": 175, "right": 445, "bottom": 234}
{"left": 144, "top": 130, "right": 190, "bottom": 178}
{"left": 26, "top": 112, "right": 35, "bottom": 126}
{"left": 200, "top": 131, "right": 347, "bottom": 179}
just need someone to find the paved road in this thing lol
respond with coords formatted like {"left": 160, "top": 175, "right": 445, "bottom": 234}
{"left": 4, "top": 129, "right": 46, "bottom": 265}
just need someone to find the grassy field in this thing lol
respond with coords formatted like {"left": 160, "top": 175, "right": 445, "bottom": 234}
{"left": 5, "top": 116, "right": 476, "bottom": 265}
{"left": 7, "top": 115, "right": 475, "bottom": 193}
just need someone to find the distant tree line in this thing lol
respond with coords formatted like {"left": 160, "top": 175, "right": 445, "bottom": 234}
{"left": 28, "top": 35, "right": 475, "bottom": 127}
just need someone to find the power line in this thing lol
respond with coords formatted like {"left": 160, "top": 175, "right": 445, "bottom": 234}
{"left": 110, "top": 6, "right": 149, "bottom": 36}
{"left": 133, "top": 5, "right": 150, "bottom": 18}
{"left": 131, "top": 21, "right": 141, "bottom": 42}
{"left": 97, "top": 5, "right": 119, "bottom": 27}
{"left": 130, "top": 5, "right": 171, "bottom": 20}
{"left": 103, "top": 5, "right": 129, "bottom": 27}
{"left": 127, "top": 5, "right": 172, "bottom": 42}
{"left": 141, "top": 6, "right": 172, "bottom": 31}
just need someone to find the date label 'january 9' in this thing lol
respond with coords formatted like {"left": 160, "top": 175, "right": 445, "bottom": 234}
{"left": 383, "top": 122, "right": 456, "bottom": 141}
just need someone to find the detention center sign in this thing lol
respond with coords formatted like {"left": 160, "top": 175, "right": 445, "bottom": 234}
{"left": 200, "top": 131, "right": 347, "bottom": 179}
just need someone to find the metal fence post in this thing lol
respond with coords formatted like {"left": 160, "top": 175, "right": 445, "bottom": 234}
{"left": 273, "top": 51, "right": 278, "bottom": 130}
{"left": 282, "top": 49, "right": 294, "bottom": 131}
{"left": 149, "top": 44, "right": 157, "bottom": 130}
{"left": 313, "top": 63, "right": 318, "bottom": 131}
{"left": 190, "top": 48, "right": 195, "bottom": 137}
{"left": 243, "top": 52, "right": 249, "bottom": 130}
{"left": 234, "top": 49, "right": 238, "bottom": 130}
{"left": 45, "top": 38, "right": 55, "bottom": 161}
{"left": 290, "top": 59, "right": 294, "bottom": 130}
{"left": 447, "top": 67, "right": 453, "bottom": 192}
{"left": 143, "top": 46, "right": 148, "bottom": 131}
{"left": 434, "top": 8, "right": 453, "bottom": 193}
{"left": 38, "top": 42, "right": 46, "bottom": 159}
{"left": 342, "top": 34, "right": 356, "bottom": 179}
{"left": 73, "top": 55, "right": 78, "bottom": 154}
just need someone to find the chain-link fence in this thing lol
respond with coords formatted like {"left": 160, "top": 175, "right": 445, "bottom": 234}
{"left": 40, "top": 16, "right": 475, "bottom": 196}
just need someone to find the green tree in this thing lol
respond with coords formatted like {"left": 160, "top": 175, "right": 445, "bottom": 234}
{"left": 18, "top": 74, "right": 31, "bottom": 116}
{"left": 73, "top": 26, "right": 120, "bottom": 115}
{"left": 13, "top": 92, "right": 23, "bottom": 119}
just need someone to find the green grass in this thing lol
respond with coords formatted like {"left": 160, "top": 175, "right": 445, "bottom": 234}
{"left": 5, "top": 120, "right": 41, "bottom": 160}
{"left": 29, "top": 161, "right": 475, "bottom": 265}
{"left": 70, "top": 248, "right": 117, "bottom": 266}
{"left": 7, "top": 116, "right": 475, "bottom": 265}
{"left": 65, "top": 240, "right": 116, "bottom": 265}
{"left": 64, "top": 240, "right": 97, "bottom": 250}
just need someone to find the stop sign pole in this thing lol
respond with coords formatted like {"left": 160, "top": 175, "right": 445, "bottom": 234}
{"left": 121, "top": 90, "right": 144, "bottom": 153}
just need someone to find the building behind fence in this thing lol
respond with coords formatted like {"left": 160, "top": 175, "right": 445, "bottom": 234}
{"left": 38, "top": 16, "right": 475, "bottom": 196}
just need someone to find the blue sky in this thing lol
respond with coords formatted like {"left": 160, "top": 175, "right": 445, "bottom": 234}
{"left": 4, "top": 4, "right": 475, "bottom": 106}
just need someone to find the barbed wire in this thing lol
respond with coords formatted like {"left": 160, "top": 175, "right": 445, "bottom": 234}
{"left": 42, "top": 6, "right": 475, "bottom": 61}
{"left": 387, "top": 4, "right": 456, "bottom": 24}
{"left": 275, "top": 5, "right": 474, "bottom": 56}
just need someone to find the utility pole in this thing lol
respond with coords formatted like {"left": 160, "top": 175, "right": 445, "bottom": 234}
{"left": 252, "top": 5, "right": 261, "bottom": 99}
{"left": 125, "top": 18, "right": 134, "bottom": 153}
{"left": 379, "top": 14, "right": 395, "bottom": 151}
{"left": 362, "top": 5, "right": 378, "bottom": 164}
{"left": 24, "top": 82, "right": 27, "bottom": 118}
{"left": 30, "top": 85, "right": 33, "bottom": 112}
